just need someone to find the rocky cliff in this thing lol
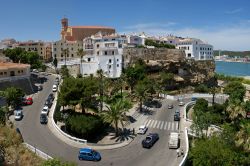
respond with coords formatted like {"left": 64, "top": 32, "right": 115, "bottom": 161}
{"left": 123, "top": 48, "right": 216, "bottom": 87}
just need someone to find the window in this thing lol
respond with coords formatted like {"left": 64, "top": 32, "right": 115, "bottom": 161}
{"left": 109, "top": 59, "right": 112, "bottom": 63}
{"left": 54, "top": 54, "right": 57, "bottom": 57}
{"left": 105, "top": 51, "right": 107, "bottom": 55}
{"left": 41, "top": 48, "right": 42, "bottom": 50}
{"left": 112, "top": 51, "right": 114, "bottom": 55}
{"left": 4, "top": 72, "right": 7, "bottom": 75}
{"left": 117, "top": 64, "right": 119, "bottom": 67}
{"left": 188, "top": 46, "right": 189, "bottom": 50}
{"left": 97, "top": 44, "right": 99, "bottom": 48}
{"left": 21, "top": 70, "right": 23, "bottom": 73}
{"left": 109, "top": 65, "right": 112, "bottom": 69}
{"left": 61, "top": 54, "right": 63, "bottom": 57}
{"left": 117, "top": 59, "right": 119, "bottom": 62}
{"left": 54, "top": 48, "right": 56, "bottom": 51}
{"left": 71, "top": 54, "right": 74, "bottom": 57}
{"left": 97, "top": 51, "right": 99, "bottom": 55}
{"left": 0, "top": 72, "right": 3, "bottom": 75}
{"left": 88, "top": 58, "right": 91, "bottom": 62}
{"left": 41, "top": 52, "right": 42, "bottom": 54}
{"left": 71, "top": 48, "right": 73, "bottom": 51}
{"left": 188, "top": 53, "right": 191, "bottom": 57}
{"left": 18, "top": 70, "right": 20, "bottom": 73}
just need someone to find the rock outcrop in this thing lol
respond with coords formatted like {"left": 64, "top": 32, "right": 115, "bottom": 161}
{"left": 123, "top": 48, "right": 216, "bottom": 87}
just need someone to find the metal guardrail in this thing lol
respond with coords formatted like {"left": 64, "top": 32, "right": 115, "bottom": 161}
{"left": 23, "top": 143, "right": 53, "bottom": 160}
{"left": 50, "top": 81, "right": 87, "bottom": 144}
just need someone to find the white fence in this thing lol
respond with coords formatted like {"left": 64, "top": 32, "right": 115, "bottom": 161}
{"left": 50, "top": 86, "right": 87, "bottom": 144}
{"left": 23, "top": 143, "right": 53, "bottom": 160}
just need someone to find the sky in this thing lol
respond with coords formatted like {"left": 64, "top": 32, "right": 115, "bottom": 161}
{"left": 0, "top": 0, "right": 250, "bottom": 51}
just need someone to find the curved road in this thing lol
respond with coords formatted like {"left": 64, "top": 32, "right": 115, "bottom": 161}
{"left": 15, "top": 74, "right": 182, "bottom": 166}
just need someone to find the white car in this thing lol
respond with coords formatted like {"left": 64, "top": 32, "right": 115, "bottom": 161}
{"left": 178, "top": 101, "right": 185, "bottom": 106}
{"left": 14, "top": 109, "right": 23, "bottom": 121}
{"left": 138, "top": 125, "right": 148, "bottom": 135}
{"left": 41, "top": 106, "right": 49, "bottom": 115}
{"left": 52, "top": 85, "right": 57, "bottom": 92}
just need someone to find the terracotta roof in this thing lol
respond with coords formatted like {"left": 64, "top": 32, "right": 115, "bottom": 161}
{"left": 70, "top": 26, "right": 115, "bottom": 29}
{"left": 0, "top": 62, "right": 30, "bottom": 69}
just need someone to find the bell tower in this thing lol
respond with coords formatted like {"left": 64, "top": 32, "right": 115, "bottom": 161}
{"left": 61, "top": 17, "right": 68, "bottom": 39}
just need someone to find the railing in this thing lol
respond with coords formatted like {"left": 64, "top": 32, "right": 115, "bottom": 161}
{"left": 23, "top": 143, "right": 53, "bottom": 160}
{"left": 50, "top": 83, "right": 87, "bottom": 144}
{"left": 0, "top": 75, "right": 30, "bottom": 83}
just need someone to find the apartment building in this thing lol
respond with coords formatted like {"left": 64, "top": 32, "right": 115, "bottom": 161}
{"left": 81, "top": 32, "right": 126, "bottom": 78}
{"left": 15, "top": 41, "right": 52, "bottom": 62}
{"left": 177, "top": 38, "right": 213, "bottom": 60}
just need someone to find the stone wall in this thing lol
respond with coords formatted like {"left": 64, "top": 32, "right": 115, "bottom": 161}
{"left": 123, "top": 48, "right": 215, "bottom": 86}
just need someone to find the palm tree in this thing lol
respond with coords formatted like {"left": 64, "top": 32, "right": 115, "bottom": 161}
{"left": 101, "top": 100, "right": 129, "bottom": 136}
{"left": 226, "top": 99, "right": 246, "bottom": 122}
{"left": 97, "top": 69, "right": 105, "bottom": 112}
{"left": 235, "top": 120, "right": 250, "bottom": 152}
{"left": 135, "top": 80, "right": 149, "bottom": 112}
{"left": 77, "top": 48, "right": 86, "bottom": 70}
{"left": 209, "top": 86, "right": 220, "bottom": 105}
{"left": 63, "top": 48, "right": 69, "bottom": 66}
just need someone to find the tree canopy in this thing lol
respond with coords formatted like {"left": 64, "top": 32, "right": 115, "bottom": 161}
{"left": 224, "top": 81, "right": 246, "bottom": 102}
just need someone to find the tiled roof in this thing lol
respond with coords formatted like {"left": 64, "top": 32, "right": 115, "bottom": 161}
{"left": 70, "top": 26, "right": 115, "bottom": 29}
{"left": 0, "top": 62, "right": 30, "bottom": 69}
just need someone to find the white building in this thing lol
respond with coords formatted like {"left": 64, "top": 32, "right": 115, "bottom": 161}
{"left": 81, "top": 32, "right": 126, "bottom": 78}
{"left": 126, "top": 33, "right": 146, "bottom": 46}
{"left": 176, "top": 38, "right": 213, "bottom": 60}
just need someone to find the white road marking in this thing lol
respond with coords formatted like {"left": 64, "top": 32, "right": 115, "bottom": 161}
{"left": 146, "top": 119, "right": 151, "bottom": 127}
{"left": 172, "top": 122, "right": 175, "bottom": 131}
{"left": 160, "top": 121, "right": 164, "bottom": 130}
{"left": 153, "top": 120, "right": 158, "bottom": 128}
{"left": 168, "top": 122, "right": 171, "bottom": 130}
{"left": 157, "top": 121, "right": 161, "bottom": 129}
{"left": 164, "top": 121, "right": 168, "bottom": 130}
{"left": 176, "top": 122, "right": 179, "bottom": 130}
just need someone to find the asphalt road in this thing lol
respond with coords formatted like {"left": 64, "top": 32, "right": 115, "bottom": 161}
{"left": 15, "top": 74, "right": 182, "bottom": 166}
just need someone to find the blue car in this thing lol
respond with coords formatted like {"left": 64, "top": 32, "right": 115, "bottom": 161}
{"left": 191, "top": 97, "right": 198, "bottom": 101}
{"left": 78, "top": 148, "right": 101, "bottom": 161}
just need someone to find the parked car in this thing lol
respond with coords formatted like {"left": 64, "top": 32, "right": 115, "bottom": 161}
{"left": 178, "top": 101, "right": 185, "bottom": 106}
{"left": 44, "top": 99, "right": 52, "bottom": 108}
{"left": 14, "top": 109, "right": 23, "bottom": 121}
{"left": 41, "top": 106, "right": 49, "bottom": 115}
{"left": 138, "top": 125, "right": 148, "bottom": 135}
{"left": 37, "top": 85, "right": 43, "bottom": 91}
{"left": 78, "top": 148, "right": 101, "bottom": 161}
{"left": 22, "top": 97, "right": 33, "bottom": 105}
{"left": 52, "top": 85, "right": 57, "bottom": 92}
{"left": 48, "top": 93, "right": 54, "bottom": 101}
{"left": 142, "top": 133, "right": 159, "bottom": 148}
{"left": 40, "top": 114, "right": 48, "bottom": 124}
{"left": 168, "top": 104, "right": 174, "bottom": 109}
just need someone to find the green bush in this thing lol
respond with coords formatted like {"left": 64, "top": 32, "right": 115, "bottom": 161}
{"left": 65, "top": 114, "right": 106, "bottom": 139}
{"left": 194, "top": 84, "right": 209, "bottom": 93}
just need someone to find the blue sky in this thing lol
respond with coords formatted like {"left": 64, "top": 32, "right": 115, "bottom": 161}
{"left": 0, "top": 0, "right": 250, "bottom": 51}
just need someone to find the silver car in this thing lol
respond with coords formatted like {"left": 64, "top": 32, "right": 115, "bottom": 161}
{"left": 15, "top": 109, "right": 23, "bottom": 121}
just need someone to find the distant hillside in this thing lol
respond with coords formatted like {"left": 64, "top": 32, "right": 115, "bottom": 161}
{"left": 214, "top": 50, "right": 250, "bottom": 57}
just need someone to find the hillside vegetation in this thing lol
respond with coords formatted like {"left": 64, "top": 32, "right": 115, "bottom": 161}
{"left": 214, "top": 50, "right": 250, "bottom": 57}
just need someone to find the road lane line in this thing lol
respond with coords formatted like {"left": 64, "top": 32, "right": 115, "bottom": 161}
{"left": 145, "top": 119, "right": 151, "bottom": 126}
{"left": 160, "top": 121, "right": 164, "bottom": 130}
{"left": 157, "top": 121, "right": 161, "bottom": 129}
{"left": 168, "top": 122, "right": 171, "bottom": 130}
{"left": 164, "top": 121, "right": 168, "bottom": 130}
{"left": 172, "top": 122, "right": 175, "bottom": 131}
{"left": 153, "top": 120, "right": 158, "bottom": 128}
{"left": 149, "top": 120, "right": 154, "bottom": 128}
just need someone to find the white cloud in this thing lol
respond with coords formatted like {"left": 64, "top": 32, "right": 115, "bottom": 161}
{"left": 225, "top": 8, "right": 243, "bottom": 14}
{"left": 120, "top": 21, "right": 250, "bottom": 51}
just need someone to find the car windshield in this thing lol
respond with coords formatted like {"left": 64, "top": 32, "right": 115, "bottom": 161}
{"left": 43, "top": 109, "right": 48, "bottom": 112}
{"left": 15, "top": 112, "right": 21, "bottom": 116}
{"left": 145, "top": 137, "right": 152, "bottom": 141}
